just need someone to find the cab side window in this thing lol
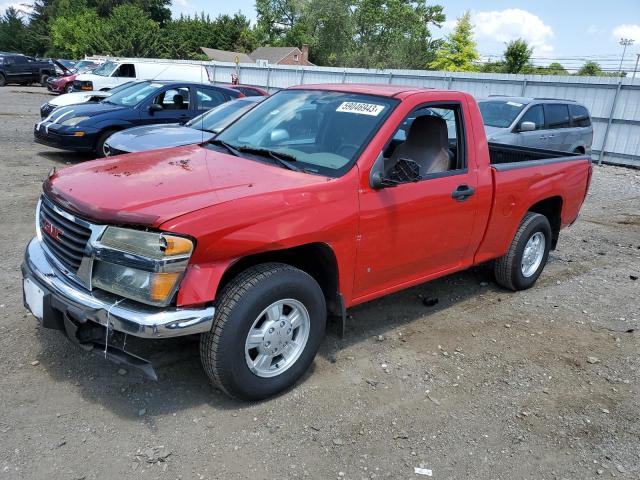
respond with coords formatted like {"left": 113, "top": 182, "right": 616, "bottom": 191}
{"left": 382, "top": 104, "right": 465, "bottom": 183}
{"left": 154, "top": 87, "right": 190, "bottom": 110}
{"left": 519, "top": 105, "right": 545, "bottom": 130}
{"left": 545, "top": 104, "right": 571, "bottom": 129}
{"left": 114, "top": 64, "right": 135, "bottom": 78}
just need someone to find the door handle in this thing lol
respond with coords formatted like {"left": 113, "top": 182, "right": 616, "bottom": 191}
{"left": 451, "top": 184, "right": 475, "bottom": 202}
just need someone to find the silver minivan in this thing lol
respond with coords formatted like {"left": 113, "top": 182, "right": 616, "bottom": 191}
{"left": 477, "top": 97, "right": 593, "bottom": 154}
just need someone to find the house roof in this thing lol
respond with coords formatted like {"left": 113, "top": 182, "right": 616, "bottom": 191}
{"left": 250, "top": 47, "right": 301, "bottom": 64}
{"left": 200, "top": 47, "right": 253, "bottom": 64}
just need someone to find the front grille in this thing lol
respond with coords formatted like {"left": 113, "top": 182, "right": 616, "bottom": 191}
{"left": 39, "top": 198, "right": 91, "bottom": 273}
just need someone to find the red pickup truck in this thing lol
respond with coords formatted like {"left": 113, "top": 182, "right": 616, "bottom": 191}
{"left": 22, "top": 84, "right": 592, "bottom": 400}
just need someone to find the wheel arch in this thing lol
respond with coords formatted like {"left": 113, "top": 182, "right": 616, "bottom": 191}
{"left": 527, "top": 196, "right": 563, "bottom": 249}
{"left": 216, "top": 242, "right": 342, "bottom": 316}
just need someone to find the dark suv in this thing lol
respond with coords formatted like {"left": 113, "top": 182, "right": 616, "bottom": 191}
{"left": 0, "top": 54, "right": 58, "bottom": 87}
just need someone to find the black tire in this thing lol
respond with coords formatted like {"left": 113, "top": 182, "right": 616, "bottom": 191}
{"left": 494, "top": 212, "right": 552, "bottom": 291}
{"left": 65, "top": 83, "right": 74, "bottom": 94}
{"left": 40, "top": 74, "right": 49, "bottom": 87}
{"left": 95, "top": 129, "right": 117, "bottom": 158}
{"left": 0, "top": 73, "right": 6, "bottom": 87}
{"left": 200, "top": 263, "right": 327, "bottom": 401}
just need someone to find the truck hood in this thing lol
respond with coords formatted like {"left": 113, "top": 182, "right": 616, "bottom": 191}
{"left": 44, "top": 144, "right": 330, "bottom": 227}
{"left": 106, "top": 124, "right": 212, "bottom": 153}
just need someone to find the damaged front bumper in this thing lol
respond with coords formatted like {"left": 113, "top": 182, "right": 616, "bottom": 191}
{"left": 21, "top": 238, "right": 215, "bottom": 379}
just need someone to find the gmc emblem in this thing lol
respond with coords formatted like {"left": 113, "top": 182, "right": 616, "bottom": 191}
{"left": 42, "top": 219, "right": 63, "bottom": 241}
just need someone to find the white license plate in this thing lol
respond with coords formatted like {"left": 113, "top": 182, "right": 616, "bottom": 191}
{"left": 24, "top": 278, "right": 44, "bottom": 320}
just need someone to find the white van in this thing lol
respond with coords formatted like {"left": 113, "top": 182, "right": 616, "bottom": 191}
{"left": 72, "top": 59, "right": 210, "bottom": 91}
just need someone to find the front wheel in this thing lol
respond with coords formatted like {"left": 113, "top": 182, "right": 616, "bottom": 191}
{"left": 0, "top": 73, "right": 6, "bottom": 87}
{"left": 95, "top": 129, "right": 117, "bottom": 158}
{"left": 65, "top": 83, "right": 74, "bottom": 94}
{"left": 494, "top": 212, "right": 551, "bottom": 291}
{"left": 200, "top": 263, "right": 326, "bottom": 400}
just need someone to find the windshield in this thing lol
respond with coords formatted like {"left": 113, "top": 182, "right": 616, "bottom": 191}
{"left": 213, "top": 89, "right": 397, "bottom": 176}
{"left": 478, "top": 100, "right": 527, "bottom": 128}
{"left": 91, "top": 60, "right": 116, "bottom": 77}
{"left": 186, "top": 99, "right": 258, "bottom": 133}
{"left": 102, "top": 81, "right": 162, "bottom": 106}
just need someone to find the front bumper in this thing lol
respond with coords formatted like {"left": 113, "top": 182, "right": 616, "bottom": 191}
{"left": 33, "top": 122, "right": 97, "bottom": 152}
{"left": 22, "top": 237, "right": 215, "bottom": 339}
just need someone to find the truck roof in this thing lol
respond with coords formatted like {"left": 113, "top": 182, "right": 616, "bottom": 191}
{"left": 288, "top": 83, "right": 436, "bottom": 98}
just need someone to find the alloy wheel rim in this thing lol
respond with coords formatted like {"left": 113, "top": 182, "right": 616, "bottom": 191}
{"left": 521, "top": 232, "right": 545, "bottom": 277}
{"left": 244, "top": 298, "right": 310, "bottom": 378}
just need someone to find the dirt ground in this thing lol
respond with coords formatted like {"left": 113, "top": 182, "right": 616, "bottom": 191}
{"left": 0, "top": 86, "right": 638, "bottom": 480}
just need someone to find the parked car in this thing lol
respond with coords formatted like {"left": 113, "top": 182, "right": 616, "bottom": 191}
{"left": 22, "top": 84, "right": 592, "bottom": 399}
{"left": 0, "top": 54, "right": 59, "bottom": 87}
{"left": 478, "top": 97, "right": 593, "bottom": 154}
{"left": 228, "top": 84, "right": 269, "bottom": 97}
{"left": 47, "top": 61, "right": 101, "bottom": 94}
{"left": 40, "top": 81, "right": 136, "bottom": 119}
{"left": 73, "top": 59, "right": 212, "bottom": 92}
{"left": 103, "top": 96, "right": 263, "bottom": 156}
{"left": 34, "top": 80, "right": 241, "bottom": 157}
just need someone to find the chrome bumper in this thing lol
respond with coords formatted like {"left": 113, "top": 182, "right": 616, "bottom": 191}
{"left": 22, "top": 238, "right": 215, "bottom": 339}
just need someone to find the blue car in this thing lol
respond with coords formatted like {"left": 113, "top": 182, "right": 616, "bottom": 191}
{"left": 103, "top": 96, "right": 262, "bottom": 156}
{"left": 34, "top": 80, "right": 242, "bottom": 157}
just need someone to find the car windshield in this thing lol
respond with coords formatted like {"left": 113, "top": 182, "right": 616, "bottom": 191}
{"left": 186, "top": 99, "right": 258, "bottom": 133}
{"left": 102, "top": 81, "right": 162, "bottom": 106}
{"left": 92, "top": 61, "right": 116, "bottom": 77}
{"left": 478, "top": 100, "right": 527, "bottom": 128}
{"left": 71, "top": 60, "right": 96, "bottom": 74}
{"left": 212, "top": 89, "right": 397, "bottom": 176}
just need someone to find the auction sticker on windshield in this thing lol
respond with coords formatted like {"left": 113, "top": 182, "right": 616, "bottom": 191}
{"left": 336, "top": 102, "right": 385, "bottom": 116}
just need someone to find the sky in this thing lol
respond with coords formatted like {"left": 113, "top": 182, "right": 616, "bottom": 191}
{"left": 4, "top": 0, "right": 640, "bottom": 71}
{"left": 170, "top": 0, "right": 640, "bottom": 72}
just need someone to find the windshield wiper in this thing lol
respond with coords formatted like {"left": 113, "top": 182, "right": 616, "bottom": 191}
{"left": 234, "top": 146, "right": 303, "bottom": 172}
{"left": 209, "top": 139, "right": 242, "bottom": 157}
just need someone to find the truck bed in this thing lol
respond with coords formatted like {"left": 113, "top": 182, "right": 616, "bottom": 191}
{"left": 488, "top": 142, "right": 583, "bottom": 169}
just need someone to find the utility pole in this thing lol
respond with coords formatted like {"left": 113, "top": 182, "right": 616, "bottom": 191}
{"left": 632, "top": 53, "right": 640, "bottom": 81}
{"left": 618, "top": 38, "right": 634, "bottom": 76}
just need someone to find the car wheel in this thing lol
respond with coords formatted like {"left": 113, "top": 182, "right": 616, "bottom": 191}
{"left": 494, "top": 212, "right": 551, "bottom": 291}
{"left": 95, "top": 129, "right": 117, "bottom": 158}
{"left": 200, "top": 263, "right": 326, "bottom": 400}
{"left": 0, "top": 73, "right": 6, "bottom": 87}
{"left": 40, "top": 74, "right": 49, "bottom": 87}
{"left": 65, "top": 83, "right": 74, "bottom": 94}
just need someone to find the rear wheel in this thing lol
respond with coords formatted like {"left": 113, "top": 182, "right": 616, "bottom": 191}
{"left": 494, "top": 212, "right": 551, "bottom": 291}
{"left": 95, "top": 129, "right": 117, "bottom": 158}
{"left": 40, "top": 74, "right": 49, "bottom": 87}
{"left": 200, "top": 263, "right": 326, "bottom": 400}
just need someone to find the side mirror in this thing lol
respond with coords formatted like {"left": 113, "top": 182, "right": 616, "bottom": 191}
{"left": 270, "top": 128, "right": 289, "bottom": 144}
{"left": 148, "top": 103, "right": 163, "bottom": 113}
{"left": 518, "top": 121, "right": 536, "bottom": 132}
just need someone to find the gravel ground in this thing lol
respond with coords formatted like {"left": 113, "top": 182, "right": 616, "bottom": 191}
{"left": 0, "top": 86, "right": 638, "bottom": 480}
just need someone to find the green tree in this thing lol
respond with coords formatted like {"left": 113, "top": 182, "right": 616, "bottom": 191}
{"left": 545, "top": 62, "right": 568, "bottom": 75}
{"left": 50, "top": 7, "right": 101, "bottom": 57}
{"left": 577, "top": 61, "right": 603, "bottom": 76}
{"left": 0, "top": 7, "right": 26, "bottom": 53}
{"left": 429, "top": 11, "right": 478, "bottom": 71}
{"left": 503, "top": 38, "right": 532, "bottom": 74}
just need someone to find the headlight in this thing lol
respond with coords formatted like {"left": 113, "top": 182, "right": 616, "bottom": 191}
{"left": 92, "top": 227, "right": 194, "bottom": 306}
{"left": 61, "top": 116, "right": 89, "bottom": 127}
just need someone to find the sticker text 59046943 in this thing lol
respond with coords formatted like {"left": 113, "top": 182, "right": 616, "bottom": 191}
{"left": 336, "top": 102, "right": 385, "bottom": 116}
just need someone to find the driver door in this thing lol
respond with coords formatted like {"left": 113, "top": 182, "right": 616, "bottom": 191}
{"left": 353, "top": 101, "right": 479, "bottom": 300}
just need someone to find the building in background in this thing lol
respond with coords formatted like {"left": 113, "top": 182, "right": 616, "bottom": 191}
{"left": 201, "top": 45, "right": 312, "bottom": 66}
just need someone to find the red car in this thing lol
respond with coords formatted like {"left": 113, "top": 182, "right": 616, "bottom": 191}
{"left": 22, "top": 84, "right": 592, "bottom": 399}
{"left": 228, "top": 84, "right": 269, "bottom": 97}
{"left": 46, "top": 60, "right": 100, "bottom": 94}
